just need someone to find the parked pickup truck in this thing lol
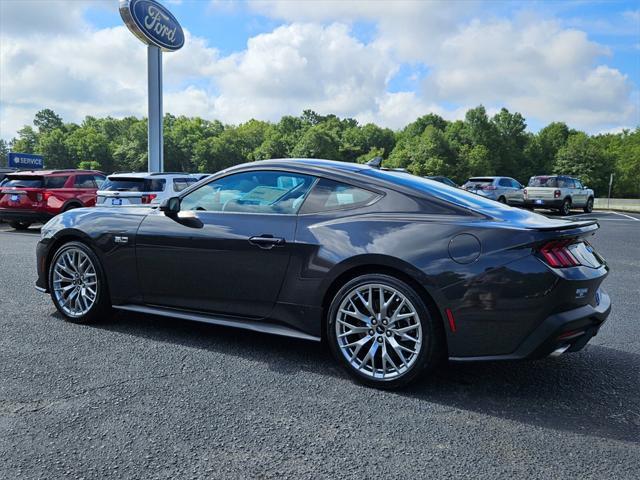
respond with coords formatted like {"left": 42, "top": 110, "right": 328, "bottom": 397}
{"left": 524, "top": 175, "right": 594, "bottom": 215}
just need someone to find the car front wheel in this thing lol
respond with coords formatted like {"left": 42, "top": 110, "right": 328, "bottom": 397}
{"left": 9, "top": 221, "right": 31, "bottom": 230}
{"left": 48, "top": 241, "right": 111, "bottom": 323}
{"left": 327, "top": 274, "right": 443, "bottom": 389}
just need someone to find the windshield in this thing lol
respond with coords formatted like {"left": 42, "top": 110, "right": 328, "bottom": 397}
{"left": 528, "top": 176, "right": 558, "bottom": 187}
{"left": 101, "top": 177, "right": 165, "bottom": 192}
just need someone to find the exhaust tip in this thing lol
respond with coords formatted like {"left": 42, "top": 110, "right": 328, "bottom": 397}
{"left": 549, "top": 344, "right": 571, "bottom": 358}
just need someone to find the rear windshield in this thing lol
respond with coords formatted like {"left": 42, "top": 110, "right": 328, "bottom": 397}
{"left": 528, "top": 176, "right": 558, "bottom": 187}
{"left": 464, "top": 178, "right": 494, "bottom": 187}
{"left": 3, "top": 175, "right": 72, "bottom": 189}
{"left": 101, "top": 177, "right": 166, "bottom": 192}
{"left": 362, "top": 169, "right": 514, "bottom": 213}
{"left": 3, "top": 176, "right": 44, "bottom": 188}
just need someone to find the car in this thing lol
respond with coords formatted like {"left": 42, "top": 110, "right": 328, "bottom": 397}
{"left": 524, "top": 175, "right": 595, "bottom": 215}
{"left": 96, "top": 172, "right": 199, "bottom": 207}
{"left": 35, "top": 158, "right": 611, "bottom": 389}
{"left": 425, "top": 176, "right": 458, "bottom": 188}
{"left": 462, "top": 176, "right": 524, "bottom": 205}
{"left": 0, "top": 169, "right": 105, "bottom": 230}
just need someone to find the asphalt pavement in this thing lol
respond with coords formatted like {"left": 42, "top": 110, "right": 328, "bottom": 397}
{"left": 0, "top": 211, "right": 638, "bottom": 479}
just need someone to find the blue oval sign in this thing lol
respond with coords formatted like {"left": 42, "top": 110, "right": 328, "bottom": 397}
{"left": 119, "top": 0, "right": 184, "bottom": 52}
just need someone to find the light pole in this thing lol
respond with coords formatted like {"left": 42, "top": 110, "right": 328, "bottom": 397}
{"left": 119, "top": 0, "right": 184, "bottom": 173}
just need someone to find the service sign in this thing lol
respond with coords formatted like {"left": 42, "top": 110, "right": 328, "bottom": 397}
{"left": 119, "top": 0, "right": 184, "bottom": 52}
{"left": 8, "top": 152, "right": 44, "bottom": 169}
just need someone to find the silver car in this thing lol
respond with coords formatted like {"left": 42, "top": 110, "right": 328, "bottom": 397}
{"left": 462, "top": 176, "right": 524, "bottom": 205}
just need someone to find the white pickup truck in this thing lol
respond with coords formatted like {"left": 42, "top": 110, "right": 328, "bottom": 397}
{"left": 524, "top": 175, "right": 594, "bottom": 215}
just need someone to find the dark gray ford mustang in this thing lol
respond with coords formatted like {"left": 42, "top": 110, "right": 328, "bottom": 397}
{"left": 36, "top": 159, "right": 611, "bottom": 388}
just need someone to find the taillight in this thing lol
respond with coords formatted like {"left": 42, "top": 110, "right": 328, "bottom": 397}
{"left": 539, "top": 239, "right": 580, "bottom": 268}
{"left": 523, "top": 188, "right": 528, "bottom": 196}
{"left": 141, "top": 194, "right": 157, "bottom": 204}
{"left": 554, "top": 189, "right": 561, "bottom": 198}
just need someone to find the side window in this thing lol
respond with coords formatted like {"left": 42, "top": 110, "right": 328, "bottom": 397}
{"left": 498, "top": 178, "right": 511, "bottom": 187}
{"left": 147, "top": 178, "right": 166, "bottom": 192}
{"left": 173, "top": 178, "right": 198, "bottom": 192}
{"left": 93, "top": 175, "right": 106, "bottom": 188}
{"left": 181, "top": 171, "right": 315, "bottom": 214}
{"left": 74, "top": 174, "right": 97, "bottom": 188}
{"left": 299, "top": 178, "right": 380, "bottom": 214}
{"left": 511, "top": 179, "right": 522, "bottom": 189}
{"left": 45, "top": 176, "right": 69, "bottom": 189}
{"left": 574, "top": 179, "right": 583, "bottom": 189}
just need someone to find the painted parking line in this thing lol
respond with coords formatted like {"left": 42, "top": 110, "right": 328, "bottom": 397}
{"left": 609, "top": 211, "right": 640, "bottom": 222}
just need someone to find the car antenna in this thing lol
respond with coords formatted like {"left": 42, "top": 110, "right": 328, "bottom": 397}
{"left": 366, "top": 156, "right": 383, "bottom": 169}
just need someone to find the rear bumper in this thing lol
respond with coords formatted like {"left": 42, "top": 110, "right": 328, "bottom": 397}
{"left": 0, "top": 209, "right": 53, "bottom": 224}
{"left": 524, "top": 199, "right": 563, "bottom": 208}
{"left": 450, "top": 288, "right": 611, "bottom": 362}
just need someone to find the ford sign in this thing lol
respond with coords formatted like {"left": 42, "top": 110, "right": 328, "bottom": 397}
{"left": 8, "top": 152, "right": 44, "bottom": 169}
{"left": 119, "top": 0, "right": 184, "bottom": 52}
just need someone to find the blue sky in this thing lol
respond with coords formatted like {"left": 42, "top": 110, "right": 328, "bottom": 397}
{"left": 1, "top": 0, "right": 638, "bottom": 139}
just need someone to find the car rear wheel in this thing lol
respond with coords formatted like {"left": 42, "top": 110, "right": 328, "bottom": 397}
{"left": 327, "top": 274, "right": 443, "bottom": 389}
{"left": 583, "top": 197, "right": 594, "bottom": 213}
{"left": 9, "top": 221, "right": 31, "bottom": 230}
{"left": 560, "top": 199, "right": 572, "bottom": 216}
{"left": 48, "top": 241, "right": 111, "bottom": 323}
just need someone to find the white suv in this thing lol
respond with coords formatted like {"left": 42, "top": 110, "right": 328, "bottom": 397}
{"left": 96, "top": 172, "right": 200, "bottom": 207}
{"left": 524, "top": 175, "right": 595, "bottom": 215}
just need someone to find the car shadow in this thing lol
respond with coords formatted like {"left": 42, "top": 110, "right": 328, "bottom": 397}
{"left": 85, "top": 310, "right": 639, "bottom": 444}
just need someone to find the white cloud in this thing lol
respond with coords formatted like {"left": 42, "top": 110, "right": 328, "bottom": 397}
{"left": 1, "top": 0, "right": 637, "bottom": 140}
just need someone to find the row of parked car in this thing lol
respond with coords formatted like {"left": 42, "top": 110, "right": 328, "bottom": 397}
{"left": 0, "top": 169, "right": 208, "bottom": 230}
{"left": 0, "top": 166, "right": 595, "bottom": 230}
{"left": 427, "top": 175, "right": 595, "bottom": 215}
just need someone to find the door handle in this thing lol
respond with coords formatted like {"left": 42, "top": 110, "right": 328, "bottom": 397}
{"left": 249, "top": 235, "right": 285, "bottom": 249}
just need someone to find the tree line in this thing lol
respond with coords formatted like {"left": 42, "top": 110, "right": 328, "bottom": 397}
{"left": 1, "top": 107, "right": 638, "bottom": 197}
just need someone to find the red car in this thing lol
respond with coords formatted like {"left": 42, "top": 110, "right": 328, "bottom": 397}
{"left": 0, "top": 169, "right": 106, "bottom": 230}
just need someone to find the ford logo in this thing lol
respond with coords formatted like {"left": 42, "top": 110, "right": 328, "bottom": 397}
{"left": 119, "top": 0, "right": 184, "bottom": 52}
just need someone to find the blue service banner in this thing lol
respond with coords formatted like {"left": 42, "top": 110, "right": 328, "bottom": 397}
{"left": 8, "top": 152, "right": 44, "bottom": 169}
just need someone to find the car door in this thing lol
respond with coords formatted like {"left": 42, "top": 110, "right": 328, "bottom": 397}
{"left": 135, "top": 170, "right": 316, "bottom": 319}
{"left": 498, "top": 178, "right": 514, "bottom": 203}
{"left": 510, "top": 178, "right": 524, "bottom": 204}
{"left": 572, "top": 179, "right": 586, "bottom": 206}
{"left": 73, "top": 174, "right": 98, "bottom": 206}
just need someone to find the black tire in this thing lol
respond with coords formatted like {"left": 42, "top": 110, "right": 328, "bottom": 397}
{"left": 583, "top": 197, "right": 594, "bottom": 213}
{"left": 63, "top": 203, "right": 81, "bottom": 212}
{"left": 327, "top": 273, "right": 444, "bottom": 389}
{"left": 9, "top": 221, "right": 31, "bottom": 230}
{"left": 497, "top": 196, "right": 507, "bottom": 204}
{"left": 48, "top": 241, "right": 112, "bottom": 324}
{"left": 560, "top": 198, "right": 572, "bottom": 216}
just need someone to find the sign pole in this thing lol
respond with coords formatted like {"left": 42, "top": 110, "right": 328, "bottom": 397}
{"left": 147, "top": 45, "right": 163, "bottom": 173}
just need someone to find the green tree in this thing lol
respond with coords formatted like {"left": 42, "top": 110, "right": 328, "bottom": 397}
{"left": 291, "top": 125, "right": 340, "bottom": 160}
{"left": 0, "top": 139, "right": 9, "bottom": 167}
{"left": 554, "top": 132, "right": 613, "bottom": 196}
{"left": 35, "top": 128, "right": 69, "bottom": 169}
{"left": 33, "top": 109, "right": 64, "bottom": 134}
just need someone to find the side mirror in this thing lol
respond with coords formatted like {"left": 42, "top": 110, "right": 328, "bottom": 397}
{"left": 583, "top": 185, "right": 588, "bottom": 189}
{"left": 159, "top": 196, "right": 180, "bottom": 215}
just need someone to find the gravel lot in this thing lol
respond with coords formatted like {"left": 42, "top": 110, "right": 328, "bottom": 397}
{"left": 1, "top": 211, "right": 638, "bottom": 479}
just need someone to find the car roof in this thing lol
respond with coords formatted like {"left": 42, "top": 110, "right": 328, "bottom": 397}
{"left": 8, "top": 169, "right": 102, "bottom": 176}
{"left": 107, "top": 172, "right": 196, "bottom": 178}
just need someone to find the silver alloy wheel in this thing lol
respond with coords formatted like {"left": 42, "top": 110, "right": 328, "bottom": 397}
{"left": 335, "top": 283, "right": 423, "bottom": 380}
{"left": 52, "top": 247, "right": 98, "bottom": 318}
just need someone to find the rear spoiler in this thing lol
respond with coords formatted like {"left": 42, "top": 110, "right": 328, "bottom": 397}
{"left": 530, "top": 219, "right": 598, "bottom": 232}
